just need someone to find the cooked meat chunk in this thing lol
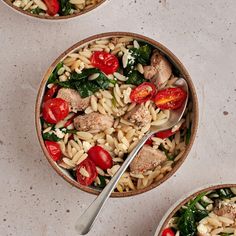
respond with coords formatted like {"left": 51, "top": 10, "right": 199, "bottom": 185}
{"left": 130, "top": 145, "right": 166, "bottom": 174}
{"left": 124, "top": 105, "right": 152, "bottom": 127}
{"left": 143, "top": 65, "right": 157, "bottom": 80}
{"left": 74, "top": 112, "right": 114, "bottom": 133}
{"left": 57, "top": 88, "right": 90, "bottom": 112}
{"left": 143, "top": 50, "right": 172, "bottom": 87}
{"left": 213, "top": 200, "right": 236, "bottom": 220}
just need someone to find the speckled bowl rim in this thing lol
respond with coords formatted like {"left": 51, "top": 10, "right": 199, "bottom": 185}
{"left": 35, "top": 32, "right": 199, "bottom": 197}
{"left": 2, "top": 0, "right": 106, "bottom": 20}
{"left": 154, "top": 183, "right": 236, "bottom": 236}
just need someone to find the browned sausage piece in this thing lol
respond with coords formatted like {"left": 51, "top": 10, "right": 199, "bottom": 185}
{"left": 213, "top": 200, "right": 236, "bottom": 220}
{"left": 57, "top": 88, "right": 90, "bottom": 112}
{"left": 130, "top": 145, "right": 166, "bottom": 174}
{"left": 124, "top": 105, "right": 152, "bottom": 127}
{"left": 74, "top": 112, "right": 114, "bottom": 133}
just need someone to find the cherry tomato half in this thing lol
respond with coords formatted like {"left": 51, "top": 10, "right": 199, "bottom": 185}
{"left": 154, "top": 87, "right": 187, "bottom": 110}
{"left": 162, "top": 228, "right": 175, "bottom": 236}
{"left": 76, "top": 159, "right": 98, "bottom": 186}
{"left": 42, "top": 98, "right": 69, "bottom": 124}
{"left": 43, "top": 0, "right": 60, "bottom": 16}
{"left": 43, "top": 85, "right": 58, "bottom": 102}
{"left": 130, "top": 82, "right": 157, "bottom": 104}
{"left": 156, "top": 129, "right": 176, "bottom": 139}
{"left": 145, "top": 137, "right": 153, "bottom": 145}
{"left": 45, "top": 141, "right": 62, "bottom": 161}
{"left": 88, "top": 146, "right": 113, "bottom": 170}
{"left": 91, "top": 51, "right": 119, "bottom": 75}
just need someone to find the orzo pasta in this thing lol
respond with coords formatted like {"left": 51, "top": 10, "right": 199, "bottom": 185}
{"left": 162, "top": 187, "right": 236, "bottom": 236}
{"left": 40, "top": 36, "right": 192, "bottom": 192}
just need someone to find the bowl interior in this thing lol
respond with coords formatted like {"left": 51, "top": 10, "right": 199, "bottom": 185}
{"left": 3, "top": 0, "right": 106, "bottom": 20}
{"left": 35, "top": 32, "right": 199, "bottom": 197}
{"left": 155, "top": 184, "right": 236, "bottom": 236}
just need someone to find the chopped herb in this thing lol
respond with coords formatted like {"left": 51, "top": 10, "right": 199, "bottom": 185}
{"left": 111, "top": 97, "right": 117, "bottom": 107}
{"left": 159, "top": 144, "right": 174, "bottom": 160}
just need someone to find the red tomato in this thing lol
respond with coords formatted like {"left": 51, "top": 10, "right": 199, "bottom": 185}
{"left": 45, "top": 141, "right": 62, "bottom": 161}
{"left": 130, "top": 82, "right": 157, "bottom": 104}
{"left": 64, "top": 114, "right": 76, "bottom": 127}
{"left": 156, "top": 129, "right": 176, "bottom": 139}
{"left": 42, "top": 98, "right": 69, "bottom": 124}
{"left": 88, "top": 146, "right": 113, "bottom": 170}
{"left": 76, "top": 159, "right": 98, "bottom": 186}
{"left": 145, "top": 137, "right": 153, "bottom": 145}
{"left": 43, "top": 0, "right": 59, "bottom": 16}
{"left": 91, "top": 51, "right": 119, "bottom": 74}
{"left": 43, "top": 85, "right": 58, "bottom": 102}
{"left": 162, "top": 228, "right": 175, "bottom": 236}
{"left": 155, "top": 87, "right": 187, "bottom": 110}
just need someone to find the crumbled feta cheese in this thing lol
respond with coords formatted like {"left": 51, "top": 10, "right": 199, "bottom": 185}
{"left": 122, "top": 49, "right": 135, "bottom": 68}
{"left": 54, "top": 128, "right": 65, "bottom": 139}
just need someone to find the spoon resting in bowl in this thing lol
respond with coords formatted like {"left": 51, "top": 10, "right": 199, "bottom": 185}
{"left": 75, "top": 78, "right": 189, "bottom": 235}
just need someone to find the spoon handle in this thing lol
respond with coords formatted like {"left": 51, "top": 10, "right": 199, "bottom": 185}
{"left": 75, "top": 131, "right": 152, "bottom": 235}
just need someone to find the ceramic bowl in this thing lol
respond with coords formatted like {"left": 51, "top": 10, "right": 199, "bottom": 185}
{"left": 2, "top": 0, "right": 106, "bottom": 20}
{"left": 155, "top": 183, "right": 236, "bottom": 235}
{"left": 35, "top": 32, "right": 199, "bottom": 197}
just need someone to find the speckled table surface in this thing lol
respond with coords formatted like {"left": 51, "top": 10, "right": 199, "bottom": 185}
{"left": 0, "top": 0, "right": 236, "bottom": 235}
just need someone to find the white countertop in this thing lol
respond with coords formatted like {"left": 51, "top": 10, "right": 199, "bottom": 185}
{"left": 0, "top": 0, "right": 236, "bottom": 235}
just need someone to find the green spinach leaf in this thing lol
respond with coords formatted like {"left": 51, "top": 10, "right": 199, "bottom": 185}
{"left": 137, "top": 44, "right": 152, "bottom": 65}
{"left": 57, "top": 69, "right": 110, "bottom": 98}
{"left": 74, "top": 80, "right": 100, "bottom": 98}
{"left": 126, "top": 70, "right": 146, "bottom": 85}
{"left": 193, "top": 209, "right": 209, "bottom": 222}
{"left": 97, "top": 175, "right": 106, "bottom": 188}
{"left": 48, "top": 62, "right": 63, "bottom": 84}
{"left": 43, "top": 132, "right": 62, "bottom": 142}
{"left": 31, "top": 7, "right": 45, "bottom": 14}
{"left": 70, "top": 68, "right": 100, "bottom": 80}
{"left": 216, "top": 188, "right": 235, "bottom": 199}
{"left": 59, "top": 0, "right": 73, "bottom": 16}
{"left": 177, "top": 192, "right": 206, "bottom": 236}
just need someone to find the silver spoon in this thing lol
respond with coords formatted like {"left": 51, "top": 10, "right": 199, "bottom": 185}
{"left": 75, "top": 78, "right": 189, "bottom": 235}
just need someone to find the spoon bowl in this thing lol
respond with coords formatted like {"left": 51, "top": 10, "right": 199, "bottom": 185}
{"left": 75, "top": 78, "right": 189, "bottom": 235}
{"left": 150, "top": 78, "right": 189, "bottom": 134}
